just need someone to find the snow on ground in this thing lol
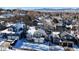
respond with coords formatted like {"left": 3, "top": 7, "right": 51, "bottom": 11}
{"left": 0, "top": 41, "right": 5, "bottom": 45}
{"left": 14, "top": 39, "right": 49, "bottom": 51}
{"left": 13, "top": 39, "right": 64, "bottom": 51}
{"left": 21, "top": 42, "right": 49, "bottom": 51}
{"left": 49, "top": 45, "right": 64, "bottom": 51}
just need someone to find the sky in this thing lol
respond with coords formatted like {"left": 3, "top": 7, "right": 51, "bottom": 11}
{"left": 0, "top": 0, "right": 79, "bottom": 7}
{"left": 0, "top": 0, "right": 79, "bottom": 10}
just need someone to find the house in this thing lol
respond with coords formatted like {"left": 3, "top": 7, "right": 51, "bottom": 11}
{"left": 66, "top": 25, "right": 73, "bottom": 29}
{"left": 56, "top": 23, "right": 64, "bottom": 31}
{"left": 27, "top": 26, "right": 36, "bottom": 41}
{"left": 33, "top": 29, "right": 47, "bottom": 38}
{"left": 27, "top": 26, "right": 36, "bottom": 36}
{"left": 11, "top": 21, "right": 26, "bottom": 38}
{"left": 33, "top": 37, "right": 45, "bottom": 43}
{"left": 0, "top": 21, "right": 26, "bottom": 40}
{"left": 0, "top": 23, "right": 6, "bottom": 30}
{"left": 0, "top": 28, "right": 19, "bottom": 40}
{"left": 11, "top": 21, "right": 25, "bottom": 32}
{"left": 60, "top": 31, "right": 70, "bottom": 38}
{"left": 27, "top": 27, "right": 47, "bottom": 43}
{"left": 49, "top": 32, "right": 61, "bottom": 45}
{"left": 60, "top": 41, "right": 74, "bottom": 48}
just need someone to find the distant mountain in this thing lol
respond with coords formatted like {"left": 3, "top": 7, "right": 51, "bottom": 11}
{"left": 34, "top": 8, "right": 79, "bottom": 10}
{"left": 33, "top": 8, "right": 79, "bottom": 12}
{"left": 1, "top": 7, "right": 79, "bottom": 12}
{"left": 1, "top": 7, "right": 79, "bottom": 10}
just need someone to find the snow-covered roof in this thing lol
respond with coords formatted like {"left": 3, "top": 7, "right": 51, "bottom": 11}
{"left": 0, "top": 14, "right": 15, "bottom": 18}
{"left": 66, "top": 25, "right": 73, "bottom": 29}
{"left": 19, "top": 13, "right": 25, "bottom": 16}
{"left": 52, "top": 32, "right": 60, "bottom": 35}
{"left": 6, "top": 23, "right": 15, "bottom": 27}
{"left": 0, "top": 15, "right": 6, "bottom": 18}
{"left": 15, "top": 22, "right": 25, "bottom": 29}
{"left": 54, "top": 16, "right": 62, "bottom": 20}
{"left": 37, "top": 23, "right": 43, "bottom": 25}
{"left": 6, "top": 22, "right": 25, "bottom": 31}
{"left": 27, "top": 26, "right": 36, "bottom": 35}
{"left": 34, "top": 29, "right": 47, "bottom": 37}
{"left": 1, "top": 10, "right": 6, "bottom": 13}
{"left": 0, "top": 29, "right": 15, "bottom": 34}
{"left": 0, "top": 41, "right": 5, "bottom": 45}
{"left": 0, "top": 21, "right": 4, "bottom": 24}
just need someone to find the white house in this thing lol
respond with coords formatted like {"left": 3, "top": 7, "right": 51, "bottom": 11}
{"left": 27, "top": 26, "right": 36, "bottom": 36}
